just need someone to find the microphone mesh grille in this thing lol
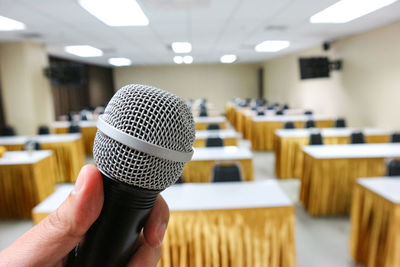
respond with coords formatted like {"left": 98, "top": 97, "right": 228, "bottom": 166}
{"left": 93, "top": 84, "right": 195, "bottom": 190}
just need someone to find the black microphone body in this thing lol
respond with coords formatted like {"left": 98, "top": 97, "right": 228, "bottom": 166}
{"left": 67, "top": 171, "right": 159, "bottom": 267}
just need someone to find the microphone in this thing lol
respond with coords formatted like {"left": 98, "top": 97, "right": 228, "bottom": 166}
{"left": 66, "top": 84, "right": 195, "bottom": 267}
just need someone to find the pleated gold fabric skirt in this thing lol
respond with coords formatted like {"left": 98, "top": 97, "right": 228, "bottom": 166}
{"left": 193, "top": 138, "right": 238, "bottom": 147}
{"left": 300, "top": 154, "right": 386, "bottom": 215}
{"left": 182, "top": 159, "right": 254, "bottom": 182}
{"left": 54, "top": 126, "right": 97, "bottom": 155}
{"left": 0, "top": 154, "right": 56, "bottom": 219}
{"left": 350, "top": 183, "right": 400, "bottom": 267}
{"left": 195, "top": 122, "right": 227, "bottom": 131}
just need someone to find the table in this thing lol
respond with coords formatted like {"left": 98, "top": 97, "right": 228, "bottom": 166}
{"left": 183, "top": 146, "right": 254, "bottom": 182}
{"left": 300, "top": 143, "right": 400, "bottom": 215}
{"left": 250, "top": 115, "right": 334, "bottom": 150}
{"left": 52, "top": 121, "right": 97, "bottom": 155}
{"left": 0, "top": 134, "right": 85, "bottom": 183}
{"left": 350, "top": 178, "right": 400, "bottom": 267}
{"left": 274, "top": 128, "right": 390, "bottom": 179}
{"left": 194, "top": 129, "right": 240, "bottom": 147}
{"left": 0, "top": 151, "right": 55, "bottom": 218}
{"left": 32, "top": 181, "right": 296, "bottom": 267}
{"left": 194, "top": 116, "right": 227, "bottom": 130}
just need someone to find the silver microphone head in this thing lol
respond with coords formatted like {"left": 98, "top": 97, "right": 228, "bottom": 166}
{"left": 93, "top": 84, "right": 195, "bottom": 191}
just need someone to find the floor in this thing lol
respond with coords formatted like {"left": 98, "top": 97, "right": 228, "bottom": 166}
{"left": 0, "top": 145, "right": 357, "bottom": 266}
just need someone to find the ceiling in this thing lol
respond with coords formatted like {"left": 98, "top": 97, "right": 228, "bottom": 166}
{"left": 0, "top": 0, "right": 399, "bottom": 66}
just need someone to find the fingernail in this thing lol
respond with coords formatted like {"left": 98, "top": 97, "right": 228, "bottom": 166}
{"left": 72, "top": 167, "right": 86, "bottom": 194}
{"left": 157, "top": 223, "right": 167, "bottom": 246}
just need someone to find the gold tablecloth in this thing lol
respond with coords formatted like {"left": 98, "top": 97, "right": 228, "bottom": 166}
{"left": 275, "top": 135, "right": 389, "bottom": 179}
{"left": 183, "top": 159, "right": 254, "bottom": 182}
{"left": 300, "top": 155, "right": 385, "bottom": 215}
{"left": 0, "top": 154, "right": 55, "bottom": 219}
{"left": 251, "top": 120, "right": 334, "bottom": 150}
{"left": 193, "top": 138, "right": 238, "bottom": 147}
{"left": 3, "top": 138, "right": 85, "bottom": 183}
{"left": 54, "top": 126, "right": 97, "bottom": 156}
{"left": 195, "top": 122, "right": 227, "bottom": 131}
{"left": 350, "top": 183, "right": 400, "bottom": 267}
{"left": 225, "top": 103, "right": 235, "bottom": 126}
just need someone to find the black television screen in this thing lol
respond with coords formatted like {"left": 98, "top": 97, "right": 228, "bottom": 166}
{"left": 299, "top": 57, "right": 330, "bottom": 79}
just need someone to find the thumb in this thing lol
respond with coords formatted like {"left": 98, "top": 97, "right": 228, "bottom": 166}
{"left": 0, "top": 165, "right": 104, "bottom": 267}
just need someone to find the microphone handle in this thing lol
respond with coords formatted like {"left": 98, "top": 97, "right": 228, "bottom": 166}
{"left": 66, "top": 171, "right": 159, "bottom": 267}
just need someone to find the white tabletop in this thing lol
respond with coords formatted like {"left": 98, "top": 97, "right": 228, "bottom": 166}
{"left": 191, "top": 146, "right": 252, "bottom": 161}
{"left": 358, "top": 177, "right": 400, "bottom": 204}
{"left": 0, "top": 133, "right": 82, "bottom": 145}
{"left": 303, "top": 143, "right": 400, "bottom": 159}
{"left": 275, "top": 128, "right": 390, "bottom": 138}
{"left": 33, "top": 180, "right": 292, "bottom": 214}
{"left": 252, "top": 114, "right": 333, "bottom": 122}
{"left": 195, "top": 129, "right": 241, "bottom": 140}
{"left": 0, "top": 150, "right": 53, "bottom": 165}
{"left": 194, "top": 116, "right": 226, "bottom": 123}
{"left": 51, "top": 121, "right": 97, "bottom": 128}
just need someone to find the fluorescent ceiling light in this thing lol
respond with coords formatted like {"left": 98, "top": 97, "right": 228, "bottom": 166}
{"left": 173, "top": 56, "right": 183, "bottom": 64}
{"left": 0, "top": 15, "right": 25, "bottom": 31}
{"left": 310, "top": 0, "right": 398, "bottom": 24}
{"left": 79, "top": 0, "right": 149, "bottom": 26}
{"left": 220, "top": 54, "right": 237, "bottom": 64}
{"left": 183, "top": 55, "right": 193, "bottom": 64}
{"left": 255, "top": 41, "right": 290, "bottom": 52}
{"left": 108, "top": 57, "right": 131, "bottom": 66}
{"left": 65, "top": 45, "right": 103, "bottom": 57}
{"left": 171, "top": 42, "right": 192, "bottom": 53}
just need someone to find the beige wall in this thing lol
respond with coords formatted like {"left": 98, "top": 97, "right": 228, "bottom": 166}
{"left": 0, "top": 42, "right": 54, "bottom": 135}
{"left": 114, "top": 63, "right": 260, "bottom": 112}
{"left": 263, "top": 21, "right": 400, "bottom": 130}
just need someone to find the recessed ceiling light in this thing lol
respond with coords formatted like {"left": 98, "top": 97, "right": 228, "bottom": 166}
{"left": 220, "top": 54, "right": 237, "bottom": 64}
{"left": 0, "top": 15, "right": 25, "bottom": 31}
{"left": 173, "top": 56, "right": 183, "bottom": 64}
{"left": 171, "top": 42, "right": 192, "bottom": 53}
{"left": 65, "top": 45, "right": 103, "bottom": 57}
{"left": 183, "top": 55, "right": 193, "bottom": 64}
{"left": 108, "top": 57, "right": 131, "bottom": 66}
{"left": 310, "top": 0, "right": 398, "bottom": 24}
{"left": 255, "top": 40, "right": 290, "bottom": 52}
{"left": 79, "top": 0, "right": 149, "bottom": 26}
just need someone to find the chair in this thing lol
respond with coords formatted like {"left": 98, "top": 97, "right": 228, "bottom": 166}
{"left": 38, "top": 126, "right": 50, "bottom": 135}
{"left": 1, "top": 126, "right": 16, "bottom": 136}
{"left": 309, "top": 133, "right": 323, "bottom": 145}
{"left": 212, "top": 163, "right": 242, "bottom": 182}
{"left": 175, "top": 176, "right": 184, "bottom": 184}
{"left": 304, "top": 111, "right": 313, "bottom": 115}
{"left": 284, "top": 122, "right": 295, "bottom": 129}
{"left": 207, "top": 124, "right": 220, "bottom": 130}
{"left": 267, "top": 106, "right": 275, "bottom": 110}
{"left": 283, "top": 104, "right": 289, "bottom": 110}
{"left": 81, "top": 114, "right": 88, "bottom": 121}
{"left": 350, "top": 132, "right": 365, "bottom": 144}
{"left": 391, "top": 133, "right": 400, "bottom": 143}
{"left": 275, "top": 110, "right": 284, "bottom": 115}
{"left": 387, "top": 160, "right": 400, "bottom": 176}
{"left": 335, "top": 118, "right": 346, "bottom": 128}
{"left": 199, "top": 109, "right": 208, "bottom": 117}
{"left": 24, "top": 140, "right": 41, "bottom": 151}
{"left": 257, "top": 111, "right": 265, "bottom": 116}
{"left": 69, "top": 124, "right": 81, "bottom": 133}
{"left": 305, "top": 120, "right": 315, "bottom": 128}
{"left": 206, "top": 137, "right": 224, "bottom": 147}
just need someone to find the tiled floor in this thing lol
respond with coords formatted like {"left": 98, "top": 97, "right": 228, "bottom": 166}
{"left": 0, "top": 148, "right": 356, "bottom": 266}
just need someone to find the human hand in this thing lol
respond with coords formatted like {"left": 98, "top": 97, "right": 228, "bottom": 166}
{"left": 0, "top": 165, "right": 169, "bottom": 267}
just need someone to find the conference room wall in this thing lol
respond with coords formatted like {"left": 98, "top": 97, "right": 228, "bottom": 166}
{"left": 113, "top": 63, "right": 260, "bottom": 112}
{"left": 0, "top": 42, "right": 55, "bottom": 135}
{"left": 263, "top": 21, "right": 400, "bottom": 130}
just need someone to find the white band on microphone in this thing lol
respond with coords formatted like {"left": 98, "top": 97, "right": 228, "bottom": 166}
{"left": 97, "top": 116, "right": 194, "bottom": 163}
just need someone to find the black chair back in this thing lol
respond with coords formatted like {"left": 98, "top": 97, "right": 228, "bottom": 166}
{"left": 387, "top": 160, "right": 400, "bottom": 176}
{"left": 38, "top": 126, "right": 50, "bottom": 135}
{"left": 309, "top": 133, "right": 323, "bottom": 145}
{"left": 199, "top": 110, "right": 208, "bottom": 117}
{"left": 175, "top": 176, "right": 184, "bottom": 184}
{"left": 305, "top": 120, "right": 315, "bottom": 128}
{"left": 304, "top": 111, "right": 313, "bottom": 115}
{"left": 24, "top": 140, "right": 41, "bottom": 151}
{"left": 212, "top": 163, "right": 242, "bottom": 182}
{"left": 335, "top": 118, "right": 346, "bottom": 128}
{"left": 69, "top": 124, "right": 81, "bottom": 133}
{"left": 275, "top": 110, "right": 284, "bottom": 115}
{"left": 391, "top": 133, "right": 400, "bottom": 143}
{"left": 283, "top": 104, "right": 289, "bottom": 110}
{"left": 284, "top": 122, "right": 295, "bottom": 129}
{"left": 206, "top": 137, "right": 224, "bottom": 147}
{"left": 207, "top": 124, "right": 220, "bottom": 130}
{"left": 1, "top": 126, "right": 16, "bottom": 136}
{"left": 350, "top": 132, "right": 365, "bottom": 144}
{"left": 257, "top": 111, "right": 265, "bottom": 116}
